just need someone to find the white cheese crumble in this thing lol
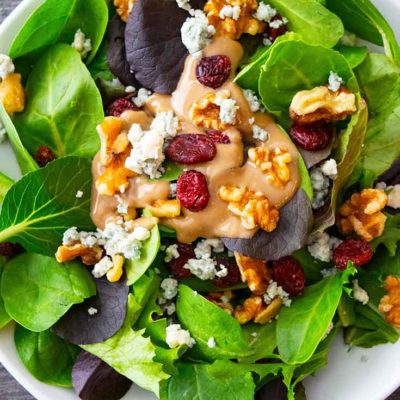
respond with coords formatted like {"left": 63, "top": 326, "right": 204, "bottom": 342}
{"left": 132, "top": 88, "right": 152, "bottom": 108}
{"left": 75, "top": 190, "right": 84, "bottom": 199}
{"left": 115, "top": 195, "right": 129, "bottom": 215}
{"left": 184, "top": 258, "right": 218, "bottom": 280}
{"left": 181, "top": 10, "right": 216, "bottom": 59}
{"left": 320, "top": 158, "right": 338, "bottom": 180}
{"left": 328, "top": 71, "right": 344, "bottom": 92}
{"left": 216, "top": 263, "right": 228, "bottom": 278}
{"left": 165, "top": 244, "right": 180, "bottom": 263}
{"left": 207, "top": 337, "right": 216, "bottom": 348}
{"left": 353, "top": 280, "right": 369, "bottom": 305}
{"left": 166, "top": 324, "right": 196, "bottom": 349}
{"left": 252, "top": 125, "right": 268, "bottom": 142}
{"left": 320, "top": 268, "right": 338, "bottom": 278}
{"left": 176, "top": 0, "right": 191, "bottom": 11}
{"left": 88, "top": 307, "right": 98, "bottom": 316}
{"left": 307, "top": 231, "right": 342, "bottom": 263}
{"left": 125, "top": 85, "right": 136, "bottom": 94}
{"left": 125, "top": 111, "right": 179, "bottom": 178}
{"left": 219, "top": 5, "right": 241, "bottom": 21}
{"left": 161, "top": 278, "right": 179, "bottom": 300}
{"left": 243, "top": 89, "right": 262, "bottom": 112}
{"left": 269, "top": 17, "right": 288, "bottom": 29}
{"left": 254, "top": 3, "right": 277, "bottom": 22}
{"left": 62, "top": 227, "right": 103, "bottom": 248}
{"left": 194, "top": 239, "right": 224, "bottom": 259}
{"left": 71, "top": 29, "right": 92, "bottom": 59}
{"left": 310, "top": 166, "right": 330, "bottom": 210}
{"left": 377, "top": 183, "right": 400, "bottom": 209}
{"left": 169, "top": 182, "right": 177, "bottom": 198}
{"left": 263, "top": 38, "right": 272, "bottom": 46}
{"left": 132, "top": 226, "right": 151, "bottom": 241}
{"left": 165, "top": 302, "right": 176, "bottom": 316}
{"left": 215, "top": 96, "right": 239, "bottom": 125}
{"left": 264, "top": 280, "right": 291, "bottom": 307}
{"left": 92, "top": 256, "right": 114, "bottom": 278}
{"left": 0, "top": 54, "right": 15, "bottom": 81}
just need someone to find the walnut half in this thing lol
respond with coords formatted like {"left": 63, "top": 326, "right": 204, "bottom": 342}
{"left": 337, "top": 188, "right": 387, "bottom": 242}
{"left": 379, "top": 276, "right": 400, "bottom": 328}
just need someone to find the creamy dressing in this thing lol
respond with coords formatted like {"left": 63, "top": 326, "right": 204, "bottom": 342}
{"left": 91, "top": 36, "right": 300, "bottom": 243}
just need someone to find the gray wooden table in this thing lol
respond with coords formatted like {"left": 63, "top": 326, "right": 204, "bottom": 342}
{"left": 0, "top": 0, "right": 399, "bottom": 399}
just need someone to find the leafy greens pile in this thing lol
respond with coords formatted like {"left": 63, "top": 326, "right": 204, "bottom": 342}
{"left": 0, "top": 0, "right": 400, "bottom": 400}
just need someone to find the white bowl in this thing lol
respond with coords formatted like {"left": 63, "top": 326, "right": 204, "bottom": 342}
{"left": 1, "top": 1, "right": 400, "bottom": 399}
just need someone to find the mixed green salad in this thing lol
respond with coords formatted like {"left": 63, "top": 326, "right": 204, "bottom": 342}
{"left": 0, "top": 0, "right": 400, "bottom": 399}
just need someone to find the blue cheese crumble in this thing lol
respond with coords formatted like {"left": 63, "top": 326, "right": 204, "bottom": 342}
{"left": 71, "top": 29, "right": 92, "bottom": 59}
{"left": 166, "top": 324, "right": 196, "bottom": 349}
{"left": 0, "top": 54, "right": 15, "bottom": 81}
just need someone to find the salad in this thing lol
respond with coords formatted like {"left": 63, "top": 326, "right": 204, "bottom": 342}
{"left": 0, "top": 0, "right": 400, "bottom": 399}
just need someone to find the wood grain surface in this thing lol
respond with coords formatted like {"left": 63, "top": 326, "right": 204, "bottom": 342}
{"left": 0, "top": 1, "right": 399, "bottom": 399}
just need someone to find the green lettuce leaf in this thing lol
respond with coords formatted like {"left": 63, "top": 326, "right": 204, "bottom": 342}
{"left": 326, "top": 0, "right": 400, "bottom": 65}
{"left": 82, "top": 294, "right": 169, "bottom": 396}
{"left": 0, "top": 157, "right": 94, "bottom": 256}
{"left": 0, "top": 257, "right": 10, "bottom": 329}
{"left": 14, "top": 45, "right": 102, "bottom": 158}
{"left": 177, "top": 285, "right": 254, "bottom": 361}
{"left": 15, "top": 325, "right": 80, "bottom": 387}
{"left": 354, "top": 53, "right": 400, "bottom": 187}
{"left": 371, "top": 214, "right": 400, "bottom": 256}
{"left": 1, "top": 253, "right": 95, "bottom": 332}
{"left": 0, "top": 173, "right": 13, "bottom": 207}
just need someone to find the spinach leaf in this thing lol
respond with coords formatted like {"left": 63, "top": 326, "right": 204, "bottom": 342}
{"left": 15, "top": 325, "right": 80, "bottom": 387}
{"left": 162, "top": 361, "right": 283, "bottom": 400}
{"left": 354, "top": 54, "right": 400, "bottom": 187}
{"left": 1, "top": 253, "right": 95, "bottom": 332}
{"left": 176, "top": 285, "right": 253, "bottom": 360}
{"left": 292, "top": 248, "right": 329, "bottom": 284}
{"left": 267, "top": 0, "right": 343, "bottom": 48}
{"left": 326, "top": 0, "right": 400, "bottom": 65}
{"left": 336, "top": 45, "right": 369, "bottom": 69}
{"left": 0, "top": 173, "right": 13, "bottom": 206}
{"left": 126, "top": 212, "right": 160, "bottom": 285}
{"left": 0, "top": 257, "right": 10, "bottom": 329}
{"left": 240, "top": 321, "right": 277, "bottom": 363}
{"left": 235, "top": 32, "right": 300, "bottom": 93}
{"left": 0, "top": 157, "right": 94, "bottom": 256}
{"left": 315, "top": 99, "right": 368, "bottom": 230}
{"left": 82, "top": 294, "right": 169, "bottom": 396}
{"left": 276, "top": 268, "right": 355, "bottom": 364}
{"left": 9, "top": 0, "right": 109, "bottom": 63}
{"left": 0, "top": 102, "right": 38, "bottom": 175}
{"left": 14, "top": 45, "right": 102, "bottom": 158}
{"left": 259, "top": 39, "right": 358, "bottom": 128}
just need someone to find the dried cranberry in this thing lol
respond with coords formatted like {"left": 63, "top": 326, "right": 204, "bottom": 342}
{"left": 272, "top": 256, "right": 305, "bottom": 297}
{"left": 196, "top": 55, "right": 232, "bottom": 89}
{"left": 265, "top": 15, "right": 288, "bottom": 43}
{"left": 0, "top": 242, "right": 24, "bottom": 257}
{"left": 333, "top": 239, "right": 373, "bottom": 270}
{"left": 107, "top": 97, "right": 139, "bottom": 117}
{"left": 290, "top": 123, "right": 333, "bottom": 151}
{"left": 207, "top": 130, "right": 231, "bottom": 144}
{"left": 168, "top": 242, "right": 195, "bottom": 279}
{"left": 177, "top": 170, "right": 210, "bottom": 212}
{"left": 212, "top": 258, "right": 241, "bottom": 288}
{"left": 165, "top": 134, "right": 217, "bottom": 165}
{"left": 35, "top": 146, "right": 56, "bottom": 167}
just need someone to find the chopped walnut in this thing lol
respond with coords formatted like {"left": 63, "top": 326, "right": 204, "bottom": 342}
{"left": 190, "top": 90, "right": 239, "bottom": 130}
{"left": 0, "top": 73, "right": 25, "bottom": 114}
{"left": 96, "top": 117, "right": 136, "bottom": 196}
{"left": 218, "top": 185, "right": 279, "bottom": 231}
{"left": 205, "top": 0, "right": 265, "bottom": 39}
{"left": 290, "top": 86, "right": 357, "bottom": 125}
{"left": 248, "top": 146, "right": 292, "bottom": 187}
{"left": 337, "top": 189, "right": 388, "bottom": 242}
{"left": 147, "top": 199, "right": 181, "bottom": 218}
{"left": 114, "top": 0, "right": 136, "bottom": 22}
{"left": 234, "top": 252, "right": 271, "bottom": 295}
{"left": 234, "top": 295, "right": 281, "bottom": 325}
{"left": 55, "top": 243, "right": 103, "bottom": 266}
{"left": 205, "top": 291, "right": 235, "bottom": 315}
{"left": 379, "top": 276, "right": 400, "bottom": 328}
